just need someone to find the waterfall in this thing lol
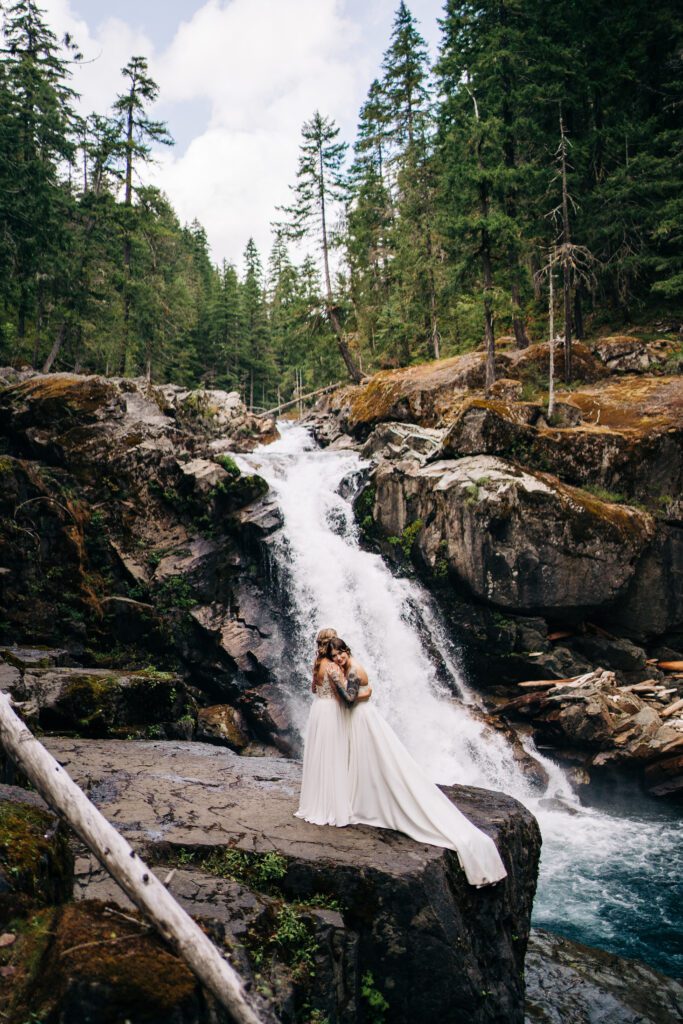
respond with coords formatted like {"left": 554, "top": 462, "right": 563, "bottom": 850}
{"left": 239, "top": 423, "right": 682, "bottom": 977}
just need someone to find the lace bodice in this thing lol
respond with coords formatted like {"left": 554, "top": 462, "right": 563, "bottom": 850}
{"left": 315, "top": 664, "right": 345, "bottom": 700}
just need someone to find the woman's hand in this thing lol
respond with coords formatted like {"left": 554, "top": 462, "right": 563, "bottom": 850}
{"left": 356, "top": 687, "right": 372, "bottom": 702}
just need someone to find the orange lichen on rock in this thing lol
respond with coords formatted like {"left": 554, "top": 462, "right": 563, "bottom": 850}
{"left": 564, "top": 375, "right": 683, "bottom": 434}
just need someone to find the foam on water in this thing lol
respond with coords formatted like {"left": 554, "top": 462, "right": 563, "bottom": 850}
{"left": 240, "top": 422, "right": 683, "bottom": 976}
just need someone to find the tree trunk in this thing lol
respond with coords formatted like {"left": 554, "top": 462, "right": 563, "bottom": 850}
{"left": 118, "top": 95, "right": 135, "bottom": 376}
{"left": 559, "top": 113, "right": 573, "bottom": 382}
{"left": 510, "top": 272, "right": 529, "bottom": 349}
{"left": 0, "top": 694, "right": 270, "bottom": 1024}
{"left": 42, "top": 322, "right": 66, "bottom": 374}
{"left": 547, "top": 267, "right": 556, "bottom": 420}
{"left": 482, "top": 252, "right": 496, "bottom": 394}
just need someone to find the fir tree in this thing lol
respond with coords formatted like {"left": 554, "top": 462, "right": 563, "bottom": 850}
{"left": 112, "top": 55, "right": 173, "bottom": 373}
{"left": 278, "top": 111, "right": 362, "bottom": 382}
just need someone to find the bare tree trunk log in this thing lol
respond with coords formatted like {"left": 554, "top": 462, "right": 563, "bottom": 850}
{"left": 43, "top": 322, "right": 66, "bottom": 374}
{"left": 0, "top": 694, "right": 270, "bottom": 1024}
{"left": 548, "top": 268, "right": 556, "bottom": 420}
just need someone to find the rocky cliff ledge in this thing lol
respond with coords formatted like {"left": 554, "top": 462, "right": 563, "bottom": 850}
{"left": 0, "top": 739, "right": 540, "bottom": 1024}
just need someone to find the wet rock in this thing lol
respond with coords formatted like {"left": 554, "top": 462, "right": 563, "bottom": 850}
{"left": 44, "top": 737, "right": 541, "bottom": 1024}
{"left": 374, "top": 455, "right": 655, "bottom": 617}
{"left": 524, "top": 928, "right": 683, "bottom": 1024}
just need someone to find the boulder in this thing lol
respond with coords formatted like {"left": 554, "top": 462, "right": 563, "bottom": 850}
{"left": 361, "top": 421, "right": 444, "bottom": 464}
{"left": 374, "top": 455, "right": 655, "bottom": 616}
{"left": 435, "top": 375, "right": 683, "bottom": 503}
{"left": 525, "top": 928, "right": 683, "bottom": 1024}
{"left": 3, "top": 665, "right": 196, "bottom": 739}
{"left": 43, "top": 736, "right": 541, "bottom": 1024}
{"left": 590, "top": 335, "right": 680, "bottom": 374}
{"left": 314, "top": 342, "right": 606, "bottom": 438}
{"left": 196, "top": 704, "right": 250, "bottom": 751}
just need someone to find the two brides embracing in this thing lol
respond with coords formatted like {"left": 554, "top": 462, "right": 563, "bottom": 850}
{"left": 296, "top": 628, "right": 507, "bottom": 888}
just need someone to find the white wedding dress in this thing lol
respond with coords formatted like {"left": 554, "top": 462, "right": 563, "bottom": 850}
{"left": 295, "top": 665, "right": 351, "bottom": 826}
{"left": 348, "top": 698, "right": 508, "bottom": 887}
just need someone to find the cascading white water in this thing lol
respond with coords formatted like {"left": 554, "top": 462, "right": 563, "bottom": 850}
{"left": 240, "top": 423, "right": 683, "bottom": 977}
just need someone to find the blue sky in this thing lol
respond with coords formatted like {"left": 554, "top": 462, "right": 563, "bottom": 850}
{"left": 42, "top": 1, "right": 444, "bottom": 265}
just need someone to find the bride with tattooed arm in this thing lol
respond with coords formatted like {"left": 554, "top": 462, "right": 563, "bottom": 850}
{"left": 327, "top": 636, "right": 507, "bottom": 889}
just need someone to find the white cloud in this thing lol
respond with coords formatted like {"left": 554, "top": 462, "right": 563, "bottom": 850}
{"left": 36, "top": 0, "right": 444, "bottom": 266}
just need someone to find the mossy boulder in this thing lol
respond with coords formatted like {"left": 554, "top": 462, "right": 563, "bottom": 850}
{"left": 0, "top": 786, "right": 73, "bottom": 921}
{"left": 435, "top": 376, "right": 683, "bottom": 504}
{"left": 373, "top": 454, "right": 655, "bottom": 617}
{"left": 316, "top": 342, "right": 607, "bottom": 438}
{"left": 3, "top": 900, "right": 212, "bottom": 1024}
{"left": 7, "top": 667, "right": 196, "bottom": 739}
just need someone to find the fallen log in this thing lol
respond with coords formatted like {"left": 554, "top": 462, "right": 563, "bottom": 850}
{"left": 661, "top": 697, "right": 683, "bottom": 719}
{"left": 0, "top": 693, "right": 270, "bottom": 1024}
{"left": 657, "top": 661, "right": 683, "bottom": 672}
{"left": 517, "top": 677, "right": 578, "bottom": 690}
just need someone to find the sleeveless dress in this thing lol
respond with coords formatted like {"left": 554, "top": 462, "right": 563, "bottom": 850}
{"left": 348, "top": 697, "right": 507, "bottom": 887}
{"left": 295, "top": 663, "right": 351, "bottom": 826}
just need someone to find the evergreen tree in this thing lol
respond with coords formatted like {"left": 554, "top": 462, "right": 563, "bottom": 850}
{"left": 240, "top": 238, "right": 273, "bottom": 408}
{"left": 112, "top": 55, "right": 172, "bottom": 373}
{"left": 0, "top": 0, "right": 79, "bottom": 361}
{"left": 278, "top": 111, "right": 362, "bottom": 382}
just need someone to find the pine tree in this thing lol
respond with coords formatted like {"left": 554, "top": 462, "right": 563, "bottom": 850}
{"left": 241, "top": 238, "right": 273, "bottom": 408}
{"left": 0, "top": 0, "right": 80, "bottom": 361}
{"left": 278, "top": 111, "right": 362, "bottom": 382}
{"left": 381, "top": 2, "right": 432, "bottom": 155}
{"left": 112, "top": 55, "right": 173, "bottom": 373}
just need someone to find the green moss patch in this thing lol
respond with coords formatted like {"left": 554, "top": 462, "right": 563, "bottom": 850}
{"left": 7, "top": 901, "right": 199, "bottom": 1024}
{"left": 0, "top": 800, "right": 71, "bottom": 906}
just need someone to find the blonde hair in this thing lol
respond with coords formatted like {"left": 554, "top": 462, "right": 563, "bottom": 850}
{"left": 312, "top": 627, "right": 338, "bottom": 691}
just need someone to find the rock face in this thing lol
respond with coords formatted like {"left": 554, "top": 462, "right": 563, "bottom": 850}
{"left": 434, "top": 376, "right": 683, "bottom": 504}
{"left": 373, "top": 455, "right": 655, "bottom": 616}
{"left": 40, "top": 737, "right": 541, "bottom": 1024}
{"left": 524, "top": 929, "right": 683, "bottom": 1024}
{"left": 0, "top": 369, "right": 290, "bottom": 751}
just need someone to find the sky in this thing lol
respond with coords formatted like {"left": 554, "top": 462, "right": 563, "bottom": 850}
{"left": 39, "top": 0, "right": 445, "bottom": 268}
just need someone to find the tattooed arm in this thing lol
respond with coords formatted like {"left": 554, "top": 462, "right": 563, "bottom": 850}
{"left": 335, "top": 666, "right": 364, "bottom": 705}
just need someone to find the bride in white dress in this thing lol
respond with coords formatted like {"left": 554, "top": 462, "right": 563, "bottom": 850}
{"left": 295, "top": 629, "right": 370, "bottom": 826}
{"left": 328, "top": 637, "right": 508, "bottom": 888}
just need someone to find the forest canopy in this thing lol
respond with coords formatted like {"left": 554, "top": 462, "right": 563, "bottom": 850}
{"left": 0, "top": 0, "right": 681, "bottom": 404}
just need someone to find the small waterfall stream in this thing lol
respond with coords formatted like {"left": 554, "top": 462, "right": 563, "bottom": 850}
{"left": 240, "top": 423, "right": 682, "bottom": 977}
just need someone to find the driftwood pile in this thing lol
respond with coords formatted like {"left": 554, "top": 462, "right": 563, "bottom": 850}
{"left": 494, "top": 666, "right": 683, "bottom": 796}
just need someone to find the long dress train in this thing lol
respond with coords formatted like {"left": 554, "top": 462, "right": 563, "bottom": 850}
{"left": 348, "top": 701, "right": 507, "bottom": 887}
{"left": 295, "top": 668, "right": 351, "bottom": 827}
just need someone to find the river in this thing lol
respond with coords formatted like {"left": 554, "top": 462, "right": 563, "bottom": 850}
{"left": 240, "top": 422, "right": 682, "bottom": 977}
